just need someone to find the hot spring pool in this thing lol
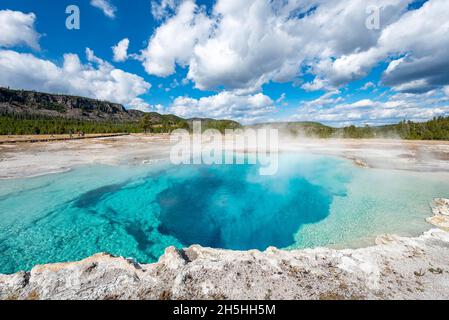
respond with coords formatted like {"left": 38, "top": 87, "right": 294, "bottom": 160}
{"left": 1, "top": 153, "right": 448, "bottom": 274}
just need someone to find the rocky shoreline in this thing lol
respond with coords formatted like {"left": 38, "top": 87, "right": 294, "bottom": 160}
{"left": 1, "top": 199, "right": 449, "bottom": 300}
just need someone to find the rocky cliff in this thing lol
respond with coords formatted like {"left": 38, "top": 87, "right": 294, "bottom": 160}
{"left": 0, "top": 87, "right": 144, "bottom": 122}
{"left": 1, "top": 199, "right": 449, "bottom": 300}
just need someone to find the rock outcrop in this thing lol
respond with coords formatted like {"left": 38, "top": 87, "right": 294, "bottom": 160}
{"left": 1, "top": 199, "right": 449, "bottom": 300}
{"left": 0, "top": 87, "right": 144, "bottom": 122}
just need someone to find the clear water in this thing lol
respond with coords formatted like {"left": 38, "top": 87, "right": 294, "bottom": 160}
{"left": 1, "top": 154, "right": 448, "bottom": 274}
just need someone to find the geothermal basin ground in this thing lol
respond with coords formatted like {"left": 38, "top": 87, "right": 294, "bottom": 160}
{"left": 1, "top": 135, "right": 449, "bottom": 300}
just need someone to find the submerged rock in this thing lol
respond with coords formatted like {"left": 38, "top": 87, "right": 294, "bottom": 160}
{"left": 427, "top": 198, "right": 449, "bottom": 231}
{"left": 432, "top": 198, "right": 449, "bottom": 216}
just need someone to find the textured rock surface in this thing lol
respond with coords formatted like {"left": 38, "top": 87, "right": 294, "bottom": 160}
{"left": 432, "top": 198, "right": 449, "bottom": 216}
{"left": 1, "top": 199, "right": 449, "bottom": 300}
{"left": 427, "top": 198, "right": 449, "bottom": 231}
{"left": 0, "top": 87, "right": 144, "bottom": 122}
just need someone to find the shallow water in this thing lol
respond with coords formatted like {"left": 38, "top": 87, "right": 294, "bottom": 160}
{"left": 0, "top": 153, "right": 448, "bottom": 274}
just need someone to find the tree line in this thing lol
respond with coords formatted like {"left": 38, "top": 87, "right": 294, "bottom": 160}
{"left": 0, "top": 115, "right": 142, "bottom": 135}
{"left": 1, "top": 113, "right": 449, "bottom": 140}
{"left": 0, "top": 113, "right": 241, "bottom": 135}
{"left": 338, "top": 117, "right": 449, "bottom": 140}
{"left": 273, "top": 116, "right": 449, "bottom": 140}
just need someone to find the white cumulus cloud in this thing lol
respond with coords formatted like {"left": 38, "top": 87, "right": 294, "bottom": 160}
{"left": 167, "top": 92, "right": 276, "bottom": 124}
{"left": 112, "top": 38, "right": 129, "bottom": 62}
{"left": 0, "top": 10, "right": 40, "bottom": 50}
{"left": 90, "top": 0, "right": 117, "bottom": 19}
{"left": 128, "top": 98, "right": 164, "bottom": 113}
{"left": 142, "top": 0, "right": 211, "bottom": 77}
{"left": 0, "top": 49, "right": 151, "bottom": 107}
{"left": 151, "top": 0, "right": 180, "bottom": 20}
{"left": 141, "top": 0, "right": 421, "bottom": 93}
{"left": 320, "top": 0, "right": 449, "bottom": 93}
{"left": 294, "top": 90, "right": 449, "bottom": 126}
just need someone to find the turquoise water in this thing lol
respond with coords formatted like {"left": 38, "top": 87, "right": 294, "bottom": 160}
{"left": 1, "top": 154, "right": 449, "bottom": 274}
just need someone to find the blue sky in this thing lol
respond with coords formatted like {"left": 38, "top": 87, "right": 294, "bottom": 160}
{"left": 0, "top": 0, "right": 448, "bottom": 126}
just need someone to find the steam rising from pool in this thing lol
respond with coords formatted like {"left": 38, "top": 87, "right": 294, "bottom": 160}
{"left": 0, "top": 153, "right": 448, "bottom": 274}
